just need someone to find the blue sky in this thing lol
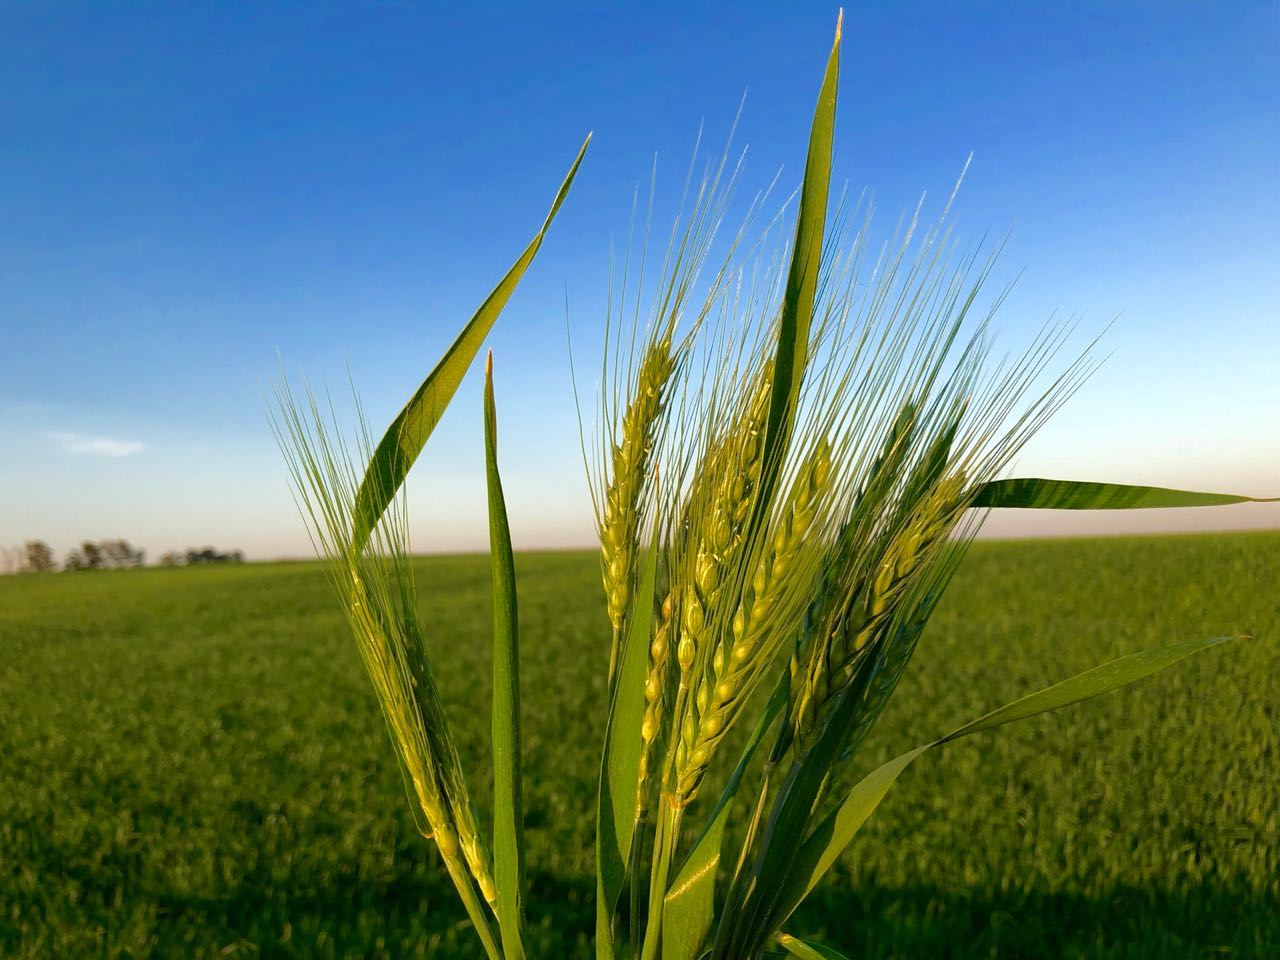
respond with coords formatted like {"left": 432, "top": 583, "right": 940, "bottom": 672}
{"left": 1, "top": 2, "right": 1276, "bottom": 560}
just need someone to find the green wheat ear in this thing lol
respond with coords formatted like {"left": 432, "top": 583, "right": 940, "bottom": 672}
{"left": 270, "top": 379, "right": 502, "bottom": 955}
{"left": 274, "top": 135, "right": 588, "bottom": 960}
{"left": 791, "top": 471, "right": 967, "bottom": 751}
{"left": 672, "top": 362, "right": 773, "bottom": 804}
{"left": 600, "top": 331, "right": 677, "bottom": 688}
{"left": 678, "top": 436, "right": 832, "bottom": 804}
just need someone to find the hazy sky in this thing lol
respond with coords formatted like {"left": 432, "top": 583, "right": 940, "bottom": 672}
{"left": 1, "top": 2, "right": 1276, "bottom": 561}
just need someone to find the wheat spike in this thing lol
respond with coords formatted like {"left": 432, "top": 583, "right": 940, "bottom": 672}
{"left": 790, "top": 473, "right": 966, "bottom": 749}
{"left": 601, "top": 332, "right": 676, "bottom": 684}
{"left": 424, "top": 686, "right": 498, "bottom": 906}
{"left": 272, "top": 380, "right": 502, "bottom": 948}
{"left": 636, "top": 591, "right": 677, "bottom": 819}
{"left": 453, "top": 790, "right": 497, "bottom": 906}
{"left": 668, "top": 363, "right": 773, "bottom": 804}
{"left": 674, "top": 438, "right": 832, "bottom": 802}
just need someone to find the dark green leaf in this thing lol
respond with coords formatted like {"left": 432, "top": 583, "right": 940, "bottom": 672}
{"left": 774, "top": 634, "right": 1236, "bottom": 925}
{"left": 595, "top": 522, "right": 660, "bottom": 957}
{"left": 352, "top": 135, "right": 591, "bottom": 550}
{"left": 973, "top": 478, "right": 1276, "bottom": 511}
{"left": 484, "top": 354, "right": 525, "bottom": 959}
{"left": 773, "top": 933, "right": 851, "bottom": 960}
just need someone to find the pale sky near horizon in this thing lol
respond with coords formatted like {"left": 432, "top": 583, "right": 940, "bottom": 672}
{"left": 1, "top": 2, "right": 1277, "bottom": 562}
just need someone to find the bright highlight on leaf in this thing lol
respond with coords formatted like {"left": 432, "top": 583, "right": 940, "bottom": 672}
{"left": 352, "top": 134, "right": 591, "bottom": 552}
{"left": 772, "top": 933, "right": 853, "bottom": 960}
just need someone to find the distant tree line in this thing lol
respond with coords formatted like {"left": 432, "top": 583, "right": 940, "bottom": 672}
{"left": 65, "top": 539, "right": 145, "bottom": 571}
{"left": 2, "top": 540, "right": 246, "bottom": 574}
{"left": 160, "top": 547, "right": 246, "bottom": 567}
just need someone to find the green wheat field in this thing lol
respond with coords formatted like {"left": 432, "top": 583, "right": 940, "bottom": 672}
{"left": 2, "top": 531, "right": 1277, "bottom": 959}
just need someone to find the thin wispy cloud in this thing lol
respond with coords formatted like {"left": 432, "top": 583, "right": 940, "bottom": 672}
{"left": 49, "top": 431, "right": 145, "bottom": 458}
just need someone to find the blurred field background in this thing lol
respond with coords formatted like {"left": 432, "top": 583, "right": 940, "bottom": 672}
{"left": 1, "top": 532, "right": 1276, "bottom": 959}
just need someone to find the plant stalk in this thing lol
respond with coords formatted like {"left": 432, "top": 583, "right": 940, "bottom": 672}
{"left": 440, "top": 849, "right": 504, "bottom": 960}
{"left": 639, "top": 800, "right": 683, "bottom": 960}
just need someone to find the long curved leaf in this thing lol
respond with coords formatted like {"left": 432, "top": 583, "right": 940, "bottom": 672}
{"left": 484, "top": 354, "right": 525, "bottom": 959}
{"left": 974, "top": 477, "right": 1277, "bottom": 510}
{"left": 353, "top": 135, "right": 591, "bottom": 550}
{"left": 769, "top": 634, "right": 1236, "bottom": 928}
{"left": 596, "top": 525, "right": 660, "bottom": 957}
{"left": 661, "top": 680, "right": 787, "bottom": 960}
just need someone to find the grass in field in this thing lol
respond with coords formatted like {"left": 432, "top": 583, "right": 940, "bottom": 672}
{"left": 1, "top": 532, "right": 1276, "bottom": 958}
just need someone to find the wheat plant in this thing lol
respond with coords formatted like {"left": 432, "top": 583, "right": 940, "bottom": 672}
{"left": 275, "top": 14, "right": 1274, "bottom": 959}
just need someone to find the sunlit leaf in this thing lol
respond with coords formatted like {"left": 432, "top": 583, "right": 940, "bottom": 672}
{"left": 973, "top": 477, "right": 1276, "bottom": 511}
{"left": 755, "top": 12, "right": 841, "bottom": 511}
{"left": 484, "top": 354, "right": 526, "bottom": 959}
{"left": 352, "top": 135, "right": 591, "bottom": 550}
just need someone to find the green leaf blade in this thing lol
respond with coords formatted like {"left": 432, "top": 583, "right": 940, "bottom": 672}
{"left": 758, "top": 13, "right": 841, "bottom": 501}
{"left": 352, "top": 135, "right": 591, "bottom": 551}
{"left": 595, "top": 524, "right": 660, "bottom": 956}
{"left": 707, "top": 19, "right": 843, "bottom": 954}
{"left": 484, "top": 354, "right": 526, "bottom": 960}
{"left": 775, "top": 634, "right": 1237, "bottom": 925}
{"left": 973, "top": 477, "right": 1277, "bottom": 511}
{"left": 773, "top": 933, "right": 852, "bottom": 960}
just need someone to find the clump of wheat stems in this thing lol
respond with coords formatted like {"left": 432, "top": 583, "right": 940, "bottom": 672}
{"left": 587, "top": 150, "right": 1095, "bottom": 957}
{"left": 252, "top": 15, "right": 1267, "bottom": 960}
{"left": 271, "top": 382, "right": 503, "bottom": 953}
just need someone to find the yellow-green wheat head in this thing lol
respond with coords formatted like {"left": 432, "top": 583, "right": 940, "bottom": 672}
{"left": 270, "top": 381, "right": 499, "bottom": 913}
{"left": 594, "top": 186, "right": 1093, "bottom": 817}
